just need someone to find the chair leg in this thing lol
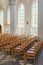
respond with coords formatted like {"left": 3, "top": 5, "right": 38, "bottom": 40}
{"left": 2, "top": 47, "right": 4, "bottom": 55}
{"left": 20, "top": 53, "right": 22, "bottom": 59}
{"left": 12, "top": 49, "right": 14, "bottom": 58}
{"left": 24, "top": 55, "right": 27, "bottom": 65}
{"left": 34, "top": 55, "right": 36, "bottom": 65}
{"left": 35, "top": 53, "right": 38, "bottom": 61}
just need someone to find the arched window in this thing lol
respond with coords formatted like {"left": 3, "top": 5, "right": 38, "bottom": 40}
{"left": 5, "top": 7, "right": 10, "bottom": 34}
{"left": 31, "top": 0, "right": 38, "bottom": 36}
{"left": 0, "top": 10, "right": 3, "bottom": 33}
{"left": 18, "top": 4, "right": 25, "bottom": 27}
{"left": 0, "top": 10, "right": 3, "bottom": 25}
{"left": 7, "top": 7, "right": 10, "bottom": 24}
{"left": 17, "top": 4, "right": 25, "bottom": 35}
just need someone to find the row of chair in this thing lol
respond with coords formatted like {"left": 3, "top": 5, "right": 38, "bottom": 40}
{"left": 0, "top": 34, "right": 28, "bottom": 54}
{"left": 2, "top": 35, "right": 28, "bottom": 54}
{"left": 24, "top": 40, "right": 43, "bottom": 65}
{"left": 0, "top": 33, "right": 41, "bottom": 65}
{"left": 0, "top": 34, "right": 38, "bottom": 53}
{"left": 12, "top": 36, "right": 38, "bottom": 58}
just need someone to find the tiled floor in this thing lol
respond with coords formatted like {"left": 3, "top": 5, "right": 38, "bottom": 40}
{"left": 0, "top": 49, "right": 43, "bottom": 65}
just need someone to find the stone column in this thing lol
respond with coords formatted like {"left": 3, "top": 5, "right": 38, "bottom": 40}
{"left": 10, "top": 0, "right": 16, "bottom": 34}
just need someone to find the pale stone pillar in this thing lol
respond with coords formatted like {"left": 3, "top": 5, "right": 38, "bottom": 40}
{"left": 10, "top": 0, "right": 17, "bottom": 34}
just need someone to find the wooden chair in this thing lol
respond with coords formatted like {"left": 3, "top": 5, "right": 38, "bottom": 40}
{"left": 2, "top": 35, "right": 18, "bottom": 54}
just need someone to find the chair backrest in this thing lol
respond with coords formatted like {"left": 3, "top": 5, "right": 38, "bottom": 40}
{"left": 34, "top": 40, "right": 43, "bottom": 53}
{"left": 21, "top": 36, "right": 37, "bottom": 51}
